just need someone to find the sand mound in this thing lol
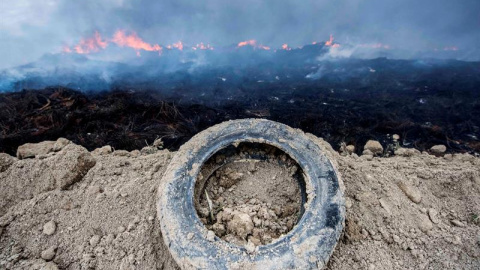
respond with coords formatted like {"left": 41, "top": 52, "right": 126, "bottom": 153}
{"left": 0, "top": 138, "right": 479, "bottom": 269}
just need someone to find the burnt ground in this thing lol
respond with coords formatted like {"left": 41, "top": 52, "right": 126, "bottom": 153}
{"left": 1, "top": 58, "right": 480, "bottom": 156}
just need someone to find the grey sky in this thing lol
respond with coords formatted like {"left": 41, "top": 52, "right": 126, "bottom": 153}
{"left": 1, "top": 0, "right": 479, "bottom": 69}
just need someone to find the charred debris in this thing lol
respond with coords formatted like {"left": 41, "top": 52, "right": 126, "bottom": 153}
{"left": 0, "top": 57, "right": 479, "bottom": 156}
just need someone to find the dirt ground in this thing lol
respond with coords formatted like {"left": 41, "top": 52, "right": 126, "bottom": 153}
{"left": 194, "top": 143, "right": 302, "bottom": 247}
{"left": 0, "top": 136, "right": 479, "bottom": 269}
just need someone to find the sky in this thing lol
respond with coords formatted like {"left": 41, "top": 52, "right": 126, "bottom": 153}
{"left": 1, "top": 0, "right": 479, "bottom": 69}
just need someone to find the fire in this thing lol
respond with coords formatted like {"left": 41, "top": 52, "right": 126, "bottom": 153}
{"left": 281, "top": 44, "right": 291, "bottom": 50}
{"left": 237, "top": 40, "right": 270, "bottom": 50}
{"left": 324, "top": 35, "right": 340, "bottom": 48}
{"left": 112, "top": 30, "right": 162, "bottom": 53}
{"left": 172, "top": 41, "right": 183, "bottom": 51}
{"left": 66, "top": 31, "right": 108, "bottom": 54}
{"left": 325, "top": 35, "right": 334, "bottom": 46}
{"left": 192, "top": 42, "right": 214, "bottom": 50}
{"left": 238, "top": 40, "right": 257, "bottom": 47}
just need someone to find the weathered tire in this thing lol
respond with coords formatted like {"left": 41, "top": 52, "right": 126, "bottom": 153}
{"left": 157, "top": 119, "right": 345, "bottom": 269}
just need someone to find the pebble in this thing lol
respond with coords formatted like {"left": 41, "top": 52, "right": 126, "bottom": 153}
{"left": 392, "top": 234, "right": 401, "bottom": 243}
{"left": 227, "top": 212, "right": 254, "bottom": 238}
{"left": 379, "top": 198, "right": 392, "bottom": 215}
{"left": 117, "top": 226, "right": 126, "bottom": 233}
{"left": 187, "top": 233, "right": 194, "bottom": 240}
{"left": 397, "top": 182, "right": 422, "bottom": 203}
{"left": 42, "top": 262, "right": 59, "bottom": 270}
{"left": 43, "top": 221, "right": 56, "bottom": 236}
{"left": 345, "top": 197, "right": 353, "bottom": 209}
{"left": 206, "top": 230, "right": 216, "bottom": 242}
{"left": 430, "top": 145, "right": 446, "bottom": 154}
{"left": 392, "top": 134, "right": 400, "bottom": 141}
{"left": 364, "top": 140, "right": 384, "bottom": 155}
{"left": 41, "top": 246, "right": 57, "bottom": 261}
{"left": 90, "top": 235, "right": 101, "bottom": 247}
{"left": 450, "top": 219, "right": 465, "bottom": 227}
{"left": 418, "top": 215, "right": 433, "bottom": 232}
{"left": 245, "top": 240, "right": 256, "bottom": 253}
{"left": 428, "top": 208, "right": 440, "bottom": 224}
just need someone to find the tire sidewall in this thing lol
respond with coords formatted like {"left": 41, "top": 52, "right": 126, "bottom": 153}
{"left": 158, "top": 119, "right": 345, "bottom": 270}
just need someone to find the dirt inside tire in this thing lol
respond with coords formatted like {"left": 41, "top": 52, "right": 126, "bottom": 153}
{"left": 194, "top": 142, "right": 306, "bottom": 247}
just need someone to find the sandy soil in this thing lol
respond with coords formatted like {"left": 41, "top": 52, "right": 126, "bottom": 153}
{"left": 194, "top": 143, "right": 302, "bottom": 247}
{"left": 1, "top": 137, "right": 479, "bottom": 269}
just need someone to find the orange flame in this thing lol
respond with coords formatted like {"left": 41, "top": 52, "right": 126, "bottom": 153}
{"left": 281, "top": 44, "right": 291, "bottom": 50}
{"left": 324, "top": 35, "right": 340, "bottom": 48}
{"left": 238, "top": 40, "right": 257, "bottom": 47}
{"left": 70, "top": 31, "right": 108, "bottom": 54}
{"left": 325, "top": 35, "right": 334, "bottom": 46}
{"left": 112, "top": 30, "right": 162, "bottom": 53}
{"left": 172, "top": 41, "right": 183, "bottom": 51}
{"left": 237, "top": 40, "right": 270, "bottom": 50}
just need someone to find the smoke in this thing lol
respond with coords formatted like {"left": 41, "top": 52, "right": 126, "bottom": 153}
{"left": 1, "top": 0, "right": 479, "bottom": 70}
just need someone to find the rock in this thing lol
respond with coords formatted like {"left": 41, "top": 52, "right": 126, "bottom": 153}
{"left": 379, "top": 198, "right": 392, "bottom": 215}
{"left": 51, "top": 144, "right": 96, "bottom": 189}
{"left": 206, "top": 230, "right": 216, "bottom": 241}
{"left": 443, "top": 154, "right": 453, "bottom": 161}
{"left": 113, "top": 150, "right": 130, "bottom": 156}
{"left": 245, "top": 240, "right": 256, "bottom": 253}
{"left": 92, "top": 145, "right": 112, "bottom": 155}
{"left": 187, "top": 233, "right": 194, "bottom": 240}
{"left": 141, "top": 146, "right": 158, "bottom": 155}
{"left": 397, "top": 182, "right": 422, "bottom": 203}
{"left": 364, "top": 154, "right": 374, "bottom": 161}
{"left": 41, "top": 246, "right": 56, "bottom": 261}
{"left": 345, "top": 197, "right": 353, "bottom": 209}
{"left": 418, "top": 215, "right": 433, "bottom": 232}
{"left": 43, "top": 221, "right": 56, "bottom": 235}
{"left": 346, "top": 145, "right": 355, "bottom": 154}
{"left": 90, "top": 235, "right": 101, "bottom": 247}
{"left": 430, "top": 145, "right": 446, "bottom": 155}
{"left": 41, "top": 262, "right": 59, "bottom": 270}
{"left": 364, "top": 140, "right": 383, "bottom": 155}
{"left": 394, "top": 148, "right": 420, "bottom": 157}
{"left": 212, "top": 223, "right": 226, "bottom": 237}
{"left": 117, "top": 226, "right": 126, "bottom": 233}
{"left": 450, "top": 219, "right": 465, "bottom": 227}
{"left": 53, "top": 138, "right": 70, "bottom": 152}
{"left": 392, "top": 234, "right": 401, "bottom": 243}
{"left": 130, "top": 150, "right": 141, "bottom": 157}
{"left": 250, "top": 236, "right": 262, "bottom": 246}
{"left": 392, "top": 134, "right": 400, "bottom": 141}
{"left": 227, "top": 212, "right": 254, "bottom": 238}
{"left": 362, "top": 149, "right": 373, "bottom": 156}
{"left": 0, "top": 153, "right": 16, "bottom": 172}
{"left": 428, "top": 208, "right": 440, "bottom": 224}
{"left": 16, "top": 141, "right": 55, "bottom": 159}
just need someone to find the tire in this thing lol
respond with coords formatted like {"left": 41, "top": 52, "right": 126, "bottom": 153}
{"left": 157, "top": 119, "right": 345, "bottom": 270}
